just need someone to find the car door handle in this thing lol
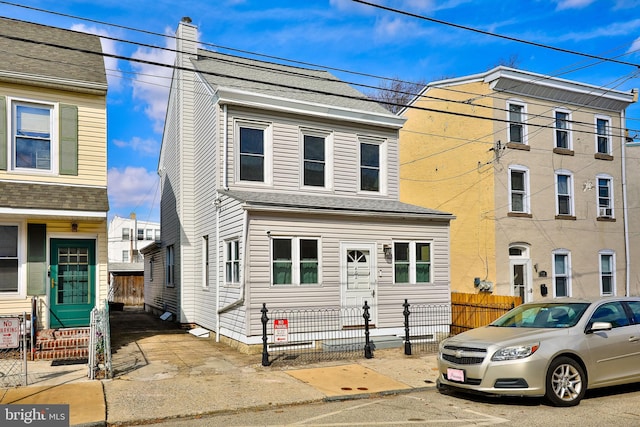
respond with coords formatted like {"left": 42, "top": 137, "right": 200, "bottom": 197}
{"left": 628, "top": 336, "right": 640, "bottom": 343}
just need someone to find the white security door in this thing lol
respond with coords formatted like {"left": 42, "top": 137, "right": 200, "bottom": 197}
{"left": 341, "top": 243, "right": 377, "bottom": 326}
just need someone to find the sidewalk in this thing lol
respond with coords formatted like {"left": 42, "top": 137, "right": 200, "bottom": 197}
{"left": 0, "top": 308, "right": 440, "bottom": 426}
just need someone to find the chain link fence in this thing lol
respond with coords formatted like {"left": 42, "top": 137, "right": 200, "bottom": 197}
{"left": 0, "top": 313, "right": 28, "bottom": 387}
{"left": 88, "top": 301, "right": 112, "bottom": 380}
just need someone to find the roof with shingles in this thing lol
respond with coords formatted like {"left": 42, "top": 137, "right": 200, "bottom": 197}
{"left": 0, "top": 17, "right": 107, "bottom": 91}
{"left": 220, "top": 190, "right": 453, "bottom": 219}
{"left": 0, "top": 181, "right": 108, "bottom": 212}
{"left": 193, "top": 50, "right": 392, "bottom": 115}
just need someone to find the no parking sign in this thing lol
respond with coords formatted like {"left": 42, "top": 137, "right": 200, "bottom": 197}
{"left": 0, "top": 318, "right": 19, "bottom": 349}
{"left": 274, "top": 319, "right": 288, "bottom": 343}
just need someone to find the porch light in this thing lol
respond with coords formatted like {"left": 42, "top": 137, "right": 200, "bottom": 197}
{"left": 383, "top": 244, "right": 392, "bottom": 257}
{"left": 71, "top": 223, "right": 78, "bottom": 232}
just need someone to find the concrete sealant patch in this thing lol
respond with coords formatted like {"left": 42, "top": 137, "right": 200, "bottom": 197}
{"left": 286, "top": 364, "right": 411, "bottom": 397}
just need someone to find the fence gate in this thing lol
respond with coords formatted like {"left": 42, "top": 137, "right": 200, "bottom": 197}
{"left": 0, "top": 313, "right": 28, "bottom": 387}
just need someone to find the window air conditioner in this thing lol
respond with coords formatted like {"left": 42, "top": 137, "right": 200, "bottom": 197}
{"left": 599, "top": 207, "right": 612, "bottom": 217}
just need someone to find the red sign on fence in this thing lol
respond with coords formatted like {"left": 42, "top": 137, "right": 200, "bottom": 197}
{"left": 0, "top": 318, "right": 20, "bottom": 349}
{"left": 274, "top": 319, "right": 288, "bottom": 343}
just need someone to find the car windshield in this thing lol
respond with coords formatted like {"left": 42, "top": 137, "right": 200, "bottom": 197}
{"left": 490, "top": 302, "right": 590, "bottom": 328}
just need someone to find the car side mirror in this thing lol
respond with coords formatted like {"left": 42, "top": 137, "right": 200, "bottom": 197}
{"left": 586, "top": 321, "right": 612, "bottom": 334}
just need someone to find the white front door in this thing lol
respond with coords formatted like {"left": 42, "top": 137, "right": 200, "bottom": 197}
{"left": 341, "top": 243, "right": 377, "bottom": 325}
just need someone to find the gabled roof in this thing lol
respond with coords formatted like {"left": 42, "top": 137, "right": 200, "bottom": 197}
{"left": 220, "top": 190, "right": 453, "bottom": 220}
{"left": 0, "top": 17, "right": 107, "bottom": 94}
{"left": 192, "top": 51, "right": 405, "bottom": 128}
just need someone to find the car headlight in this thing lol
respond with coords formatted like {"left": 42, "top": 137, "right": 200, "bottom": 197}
{"left": 491, "top": 343, "right": 539, "bottom": 361}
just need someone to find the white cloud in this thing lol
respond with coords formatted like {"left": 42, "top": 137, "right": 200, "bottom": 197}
{"left": 130, "top": 27, "right": 176, "bottom": 133}
{"left": 70, "top": 24, "right": 123, "bottom": 91}
{"left": 113, "top": 136, "right": 160, "bottom": 157}
{"left": 629, "top": 36, "right": 640, "bottom": 55}
{"left": 555, "top": 0, "right": 596, "bottom": 10}
{"left": 108, "top": 166, "right": 160, "bottom": 216}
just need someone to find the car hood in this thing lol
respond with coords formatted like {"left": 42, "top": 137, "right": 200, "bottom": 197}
{"left": 445, "top": 325, "right": 569, "bottom": 347}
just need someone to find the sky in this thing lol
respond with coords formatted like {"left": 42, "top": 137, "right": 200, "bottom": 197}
{"left": 1, "top": 0, "right": 639, "bottom": 224}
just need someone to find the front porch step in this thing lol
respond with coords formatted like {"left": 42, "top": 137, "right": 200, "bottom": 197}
{"left": 34, "top": 328, "right": 91, "bottom": 360}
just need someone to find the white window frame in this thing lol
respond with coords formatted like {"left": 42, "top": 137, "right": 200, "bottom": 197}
{"left": 358, "top": 136, "right": 387, "bottom": 195}
{"left": 0, "top": 223, "right": 24, "bottom": 297}
{"left": 507, "top": 100, "right": 527, "bottom": 145}
{"left": 599, "top": 250, "right": 615, "bottom": 296}
{"left": 235, "top": 119, "right": 272, "bottom": 186}
{"left": 508, "top": 165, "right": 530, "bottom": 213}
{"left": 270, "top": 236, "right": 321, "bottom": 286}
{"left": 554, "top": 109, "right": 572, "bottom": 150}
{"left": 225, "top": 239, "right": 240, "bottom": 285}
{"left": 122, "top": 250, "right": 129, "bottom": 262}
{"left": 166, "top": 245, "right": 175, "bottom": 287}
{"left": 300, "top": 128, "right": 334, "bottom": 191}
{"left": 596, "top": 174, "right": 614, "bottom": 218}
{"left": 392, "top": 241, "right": 432, "bottom": 285}
{"left": 595, "top": 115, "right": 612, "bottom": 155}
{"left": 9, "top": 98, "right": 58, "bottom": 175}
{"left": 122, "top": 228, "right": 130, "bottom": 241}
{"left": 555, "top": 170, "right": 574, "bottom": 216}
{"left": 202, "top": 235, "right": 209, "bottom": 289}
{"left": 552, "top": 249, "right": 571, "bottom": 297}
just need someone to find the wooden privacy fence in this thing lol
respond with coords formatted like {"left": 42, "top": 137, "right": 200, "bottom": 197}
{"left": 110, "top": 274, "right": 144, "bottom": 306}
{"left": 451, "top": 292, "right": 522, "bottom": 334}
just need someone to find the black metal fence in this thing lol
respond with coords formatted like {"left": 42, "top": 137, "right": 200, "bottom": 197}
{"left": 261, "top": 299, "right": 453, "bottom": 366}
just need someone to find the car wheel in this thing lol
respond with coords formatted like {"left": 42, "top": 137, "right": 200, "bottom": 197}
{"left": 545, "top": 356, "right": 586, "bottom": 407}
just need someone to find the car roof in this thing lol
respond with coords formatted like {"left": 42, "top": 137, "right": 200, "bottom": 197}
{"left": 524, "top": 296, "right": 640, "bottom": 305}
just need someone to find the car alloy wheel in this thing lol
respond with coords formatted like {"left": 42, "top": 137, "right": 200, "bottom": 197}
{"left": 545, "top": 356, "right": 586, "bottom": 407}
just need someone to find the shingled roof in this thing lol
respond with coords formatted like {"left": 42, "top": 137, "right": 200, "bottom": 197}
{"left": 0, "top": 17, "right": 107, "bottom": 93}
{"left": 0, "top": 182, "right": 108, "bottom": 213}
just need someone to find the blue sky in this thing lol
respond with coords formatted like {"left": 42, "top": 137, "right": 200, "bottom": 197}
{"left": 1, "top": 0, "right": 639, "bottom": 223}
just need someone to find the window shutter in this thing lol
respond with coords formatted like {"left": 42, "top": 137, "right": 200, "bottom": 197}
{"left": 27, "top": 224, "right": 47, "bottom": 295}
{"left": 0, "top": 96, "right": 6, "bottom": 170}
{"left": 59, "top": 104, "right": 78, "bottom": 175}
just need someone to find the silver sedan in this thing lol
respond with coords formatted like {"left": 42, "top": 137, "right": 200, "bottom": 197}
{"left": 437, "top": 297, "right": 640, "bottom": 406}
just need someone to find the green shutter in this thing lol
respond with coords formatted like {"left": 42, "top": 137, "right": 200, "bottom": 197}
{"left": 27, "top": 224, "right": 47, "bottom": 296}
{"left": 0, "top": 96, "right": 6, "bottom": 170}
{"left": 59, "top": 104, "right": 78, "bottom": 175}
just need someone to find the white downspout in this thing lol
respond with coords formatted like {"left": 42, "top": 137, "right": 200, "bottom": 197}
{"left": 215, "top": 193, "right": 221, "bottom": 341}
{"left": 621, "top": 109, "right": 630, "bottom": 296}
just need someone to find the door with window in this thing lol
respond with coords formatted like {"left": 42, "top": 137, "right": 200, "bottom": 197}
{"left": 50, "top": 239, "right": 96, "bottom": 328}
{"left": 341, "top": 243, "right": 377, "bottom": 326}
{"left": 509, "top": 245, "right": 532, "bottom": 302}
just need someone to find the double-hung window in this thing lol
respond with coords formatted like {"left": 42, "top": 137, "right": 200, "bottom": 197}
{"left": 599, "top": 251, "right": 614, "bottom": 296}
{"left": 393, "top": 241, "right": 431, "bottom": 284}
{"left": 303, "top": 134, "right": 325, "bottom": 187}
{"left": 555, "top": 110, "right": 570, "bottom": 149}
{"left": 556, "top": 171, "right": 573, "bottom": 216}
{"left": 272, "top": 237, "right": 319, "bottom": 285}
{"left": 13, "top": 103, "right": 53, "bottom": 171}
{"left": 225, "top": 240, "right": 240, "bottom": 284}
{"left": 553, "top": 250, "right": 570, "bottom": 297}
{"left": 359, "top": 137, "right": 386, "bottom": 193}
{"left": 596, "top": 116, "right": 611, "bottom": 155}
{"left": 508, "top": 102, "right": 525, "bottom": 144}
{"left": 237, "top": 121, "right": 272, "bottom": 184}
{"left": 122, "top": 228, "right": 130, "bottom": 241}
{"left": 597, "top": 175, "right": 613, "bottom": 218}
{"left": 0, "top": 225, "right": 20, "bottom": 293}
{"left": 508, "top": 166, "right": 529, "bottom": 213}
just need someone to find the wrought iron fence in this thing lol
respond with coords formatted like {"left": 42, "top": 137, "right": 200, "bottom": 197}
{"left": 88, "top": 301, "right": 112, "bottom": 379}
{"left": 0, "top": 313, "right": 28, "bottom": 387}
{"left": 402, "top": 301, "right": 451, "bottom": 355}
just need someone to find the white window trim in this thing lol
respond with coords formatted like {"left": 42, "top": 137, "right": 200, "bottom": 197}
{"left": 224, "top": 239, "right": 240, "bottom": 286}
{"left": 552, "top": 249, "right": 571, "bottom": 297}
{"left": 508, "top": 165, "right": 530, "bottom": 213}
{"left": 270, "top": 236, "right": 321, "bottom": 286}
{"left": 392, "top": 240, "right": 433, "bottom": 285}
{"left": 555, "top": 169, "right": 574, "bottom": 216}
{"left": 554, "top": 108, "right": 572, "bottom": 150}
{"left": 166, "top": 245, "right": 175, "bottom": 287}
{"left": 599, "top": 250, "right": 615, "bottom": 296}
{"left": 234, "top": 119, "right": 273, "bottom": 186}
{"left": 9, "top": 97, "right": 59, "bottom": 175}
{"left": 595, "top": 115, "right": 612, "bottom": 155}
{"left": 299, "top": 127, "right": 334, "bottom": 191}
{"left": 596, "top": 174, "right": 614, "bottom": 218}
{"left": 507, "top": 100, "right": 527, "bottom": 145}
{"left": 0, "top": 222, "right": 25, "bottom": 298}
{"left": 202, "top": 235, "right": 209, "bottom": 289}
{"left": 357, "top": 135, "right": 387, "bottom": 195}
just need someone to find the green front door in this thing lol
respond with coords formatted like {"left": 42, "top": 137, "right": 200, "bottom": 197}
{"left": 50, "top": 239, "right": 96, "bottom": 328}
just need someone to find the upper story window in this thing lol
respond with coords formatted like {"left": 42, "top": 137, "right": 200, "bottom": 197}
{"left": 507, "top": 102, "right": 526, "bottom": 144}
{"left": 599, "top": 250, "right": 615, "bottom": 296}
{"left": 596, "top": 116, "right": 612, "bottom": 155}
{"left": 393, "top": 241, "right": 431, "bottom": 284}
{"left": 137, "top": 228, "right": 144, "bottom": 240}
{"left": 554, "top": 110, "right": 571, "bottom": 149}
{"left": 301, "top": 129, "right": 333, "bottom": 190}
{"left": 146, "top": 229, "right": 153, "bottom": 240}
{"left": 0, "top": 224, "right": 20, "bottom": 294}
{"left": 508, "top": 165, "right": 529, "bottom": 214}
{"left": 13, "top": 103, "right": 53, "bottom": 172}
{"left": 272, "top": 237, "right": 320, "bottom": 285}
{"left": 122, "top": 228, "right": 130, "bottom": 241}
{"left": 225, "top": 239, "right": 240, "bottom": 285}
{"left": 359, "top": 137, "right": 386, "bottom": 194}
{"left": 555, "top": 171, "right": 574, "bottom": 217}
{"left": 236, "top": 120, "right": 272, "bottom": 184}
{"left": 597, "top": 175, "right": 614, "bottom": 218}
{"left": 122, "top": 250, "right": 129, "bottom": 262}
{"left": 553, "top": 249, "right": 571, "bottom": 297}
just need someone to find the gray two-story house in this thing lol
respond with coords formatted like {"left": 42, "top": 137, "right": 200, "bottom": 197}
{"left": 145, "top": 18, "right": 453, "bottom": 349}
